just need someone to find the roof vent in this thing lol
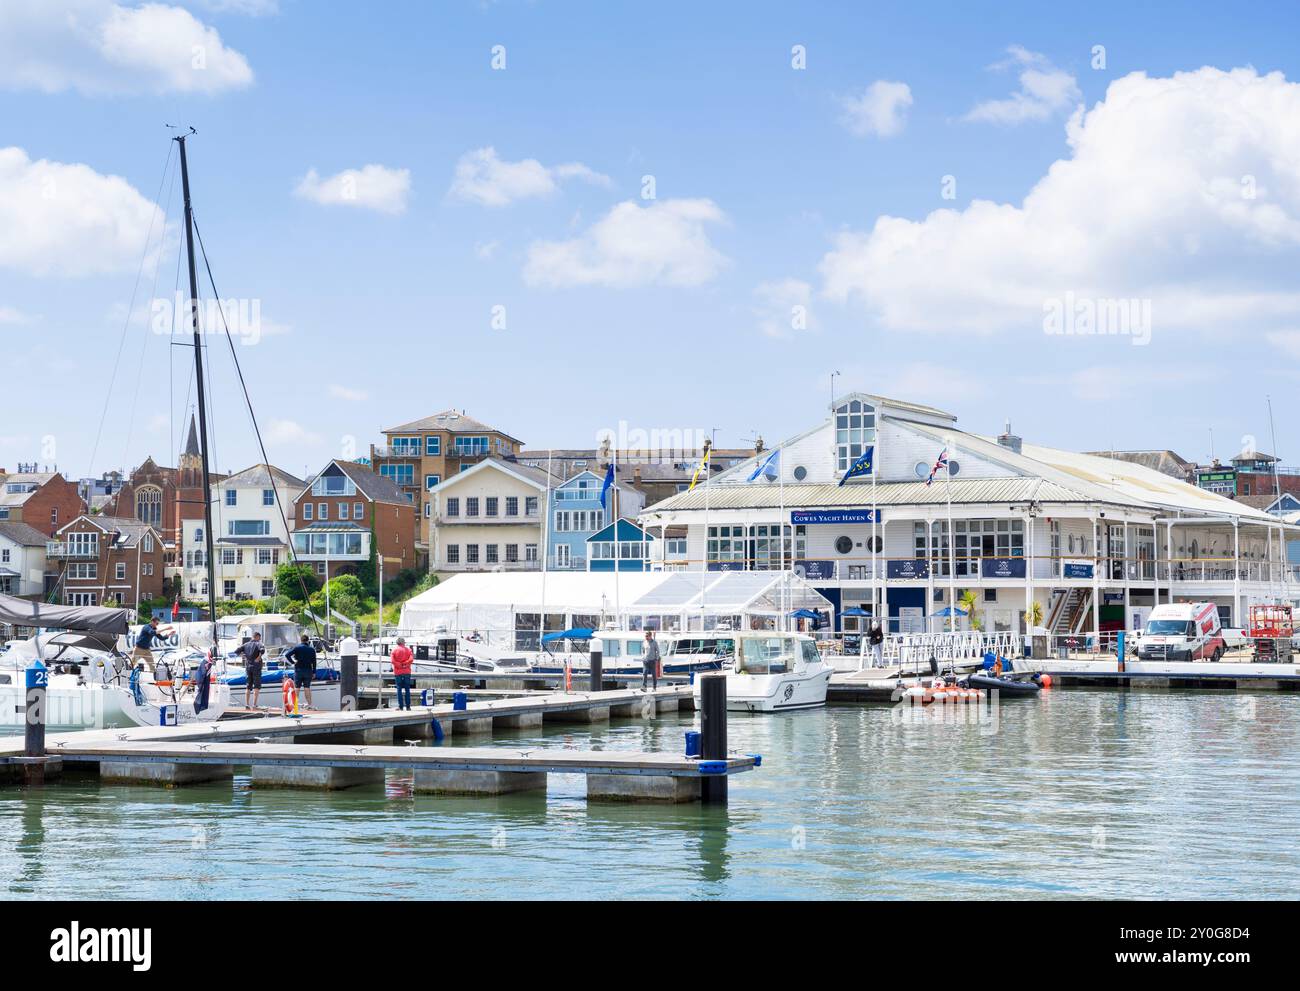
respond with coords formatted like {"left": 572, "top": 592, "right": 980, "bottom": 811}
{"left": 997, "top": 420, "right": 1023, "bottom": 455}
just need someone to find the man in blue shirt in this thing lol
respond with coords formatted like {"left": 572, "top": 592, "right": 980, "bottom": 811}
{"left": 284, "top": 634, "right": 317, "bottom": 710}
{"left": 130, "top": 617, "right": 167, "bottom": 669}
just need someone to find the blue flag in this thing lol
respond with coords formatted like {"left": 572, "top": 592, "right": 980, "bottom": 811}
{"left": 838, "top": 446, "right": 874, "bottom": 486}
{"left": 748, "top": 448, "right": 780, "bottom": 482}
{"left": 599, "top": 462, "right": 615, "bottom": 508}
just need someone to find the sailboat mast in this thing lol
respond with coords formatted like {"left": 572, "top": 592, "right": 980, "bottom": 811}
{"left": 175, "top": 133, "right": 220, "bottom": 652}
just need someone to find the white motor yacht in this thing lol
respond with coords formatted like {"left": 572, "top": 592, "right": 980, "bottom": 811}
{"left": 694, "top": 631, "right": 832, "bottom": 713}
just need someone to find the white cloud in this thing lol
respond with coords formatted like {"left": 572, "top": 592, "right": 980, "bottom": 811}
{"left": 265, "top": 419, "right": 320, "bottom": 446}
{"left": 524, "top": 198, "right": 728, "bottom": 289}
{"left": 840, "top": 81, "right": 913, "bottom": 138}
{"left": 1266, "top": 330, "right": 1300, "bottom": 360}
{"left": 964, "top": 46, "right": 1080, "bottom": 125}
{"left": 819, "top": 67, "right": 1300, "bottom": 341}
{"left": 754, "top": 279, "right": 815, "bottom": 338}
{"left": 0, "top": 306, "right": 33, "bottom": 325}
{"left": 193, "top": 0, "right": 279, "bottom": 14}
{"left": 0, "top": 0, "right": 253, "bottom": 95}
{"left": 449, "top": 147, "right": 612, "bottom": 207}
{"left": 294, "top": 165, "right": 411, "bottom": 215}
{"left": 0, "top": 146, "right": 163, "bottom": 277}
{"left": 474, "top": 239, "right": 500, "bottom": 260}
{"left": 328, "top": 384, "right": 367, "bottom": 402}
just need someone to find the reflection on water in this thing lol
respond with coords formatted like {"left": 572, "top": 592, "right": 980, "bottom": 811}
{"left": 1, "top": 690, "right": 1298, "bottom": 899}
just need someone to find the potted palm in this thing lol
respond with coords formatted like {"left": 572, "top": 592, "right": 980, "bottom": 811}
{"left": 958, "top": 588, "right": 982, "bottom": 631}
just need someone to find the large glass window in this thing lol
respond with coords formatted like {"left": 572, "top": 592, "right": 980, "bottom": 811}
{"left": 390, "top": 436, "right": 421, "bottom": 455}
{"left": 228, "top": 520, "right": 271, "bottom": 537}
{"left": 749, "top": 523, "right": 791, "bottom": 570}
{"left": 707, "top": 525, "right": 746, "bottom": 566}
{"left": 135, "top": 486, "right": 162, "bottom": 525}
{"left": 455, "top": 436, "right": 490, "bottom": 456}
{"left": 425, "top": 435, "right": 441, "bottom": 456}
{"left": 379, "top": 463, "right": 414, "bottom": 486}
{"left": 921, "top": 519, "right": 1024, "bottom": 575}
{"left": 834, "top": 399, "right": 876, "bottom": 474}
{"left": 312, "top": 473, "right": 356, "bottom": 497}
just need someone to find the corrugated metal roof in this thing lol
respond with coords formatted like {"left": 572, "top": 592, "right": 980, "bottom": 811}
{"left": 646, "top": 477, "right": 1089, "bottom": 514}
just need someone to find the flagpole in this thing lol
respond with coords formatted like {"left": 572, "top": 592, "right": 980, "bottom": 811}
{"left": 613, "top": 447, "right": 621, "bottom": 628}
{"left": 947, "top": 445, "right": 956, "bottom": 635}
{"left": 872, "top": 444, "right": 879, "bottom": 632}
{"left": 540, "top": 449, "right": 552, "bottom": 653}
{"left": 699, "top": 439, "right": 711, "bottom": 631}
{"left": 779, "top": 447, "right": 785, "bottom": 632}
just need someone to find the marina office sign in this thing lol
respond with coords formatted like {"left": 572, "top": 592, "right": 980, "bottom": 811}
{"left": 790, "top": 509, "right": 883, "bottom": 526}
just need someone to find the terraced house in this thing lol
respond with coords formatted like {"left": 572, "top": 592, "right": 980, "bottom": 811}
{"left": 427, "top": 457, "right": 552, "bottom": 573}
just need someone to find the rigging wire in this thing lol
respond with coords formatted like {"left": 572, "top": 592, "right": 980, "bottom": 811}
{"left": 85, "top": 141, "right": 176, "bottom": 481}
{"left": 190, "top": 212, "right": 323, "bottom": 637}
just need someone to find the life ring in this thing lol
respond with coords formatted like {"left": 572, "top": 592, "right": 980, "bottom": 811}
{"left": 282, "top": 678, "right": 298, "bottom": 714}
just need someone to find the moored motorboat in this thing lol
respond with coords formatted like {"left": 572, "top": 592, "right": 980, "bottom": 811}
{"left": 696, "top": 631, "right": 832, "bottom": 713}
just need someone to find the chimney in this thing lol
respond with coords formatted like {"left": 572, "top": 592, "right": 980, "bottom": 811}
{"left": 997, "top": 420, "right": 1023, "bottom": 455}
{"left": 633, "top": 466, "right": 642, "bottom": 484}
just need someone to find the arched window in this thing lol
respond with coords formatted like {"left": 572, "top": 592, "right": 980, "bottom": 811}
{"left": 136, "top": 486, "right": 162, "bottom": 526}
{"left": 834, "top": 399, "right": 876, "bottom": 474}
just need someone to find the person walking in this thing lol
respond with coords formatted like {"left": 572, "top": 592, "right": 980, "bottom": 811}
{"left": 285, "top": 634, "right": 318, "bottom": 711}
{"left": 869, "top": 620, "right": 885, "bottom": 667}
{"left": 391, "top": 636, "right": 414, "bottom": 710}
{"left": 240, "top": 631, "right": 266, "bottom": 710}
{"left": 641, "top": 630, "right": 660, "bottom": 691}
{"left": 130, "top": 616, "right": 168, "bottom": 669}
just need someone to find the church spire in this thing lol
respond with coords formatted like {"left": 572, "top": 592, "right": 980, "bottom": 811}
{"left": 184, "top": 413, "right": 200, "bottom": 458}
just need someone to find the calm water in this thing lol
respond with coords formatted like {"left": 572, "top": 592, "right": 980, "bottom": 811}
{"left": 3, "top": 690, "right": 1298, "bottom": 900}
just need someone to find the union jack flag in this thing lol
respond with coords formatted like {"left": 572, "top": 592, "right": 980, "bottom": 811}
{"left": 926, "top": 448, "right": 949, "bottom": 486}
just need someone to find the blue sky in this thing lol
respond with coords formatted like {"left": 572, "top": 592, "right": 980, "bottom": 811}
{"left": 3, "top": 0, "right": 1300, "bottom": 482}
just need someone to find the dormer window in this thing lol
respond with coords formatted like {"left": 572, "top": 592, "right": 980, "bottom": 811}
{"left": 835, "top": 399, "right": 876, "bottom": 474}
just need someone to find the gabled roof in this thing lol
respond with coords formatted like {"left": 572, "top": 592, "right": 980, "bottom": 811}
{"left": 428, "top": 455, "right": 558, "bottom": 495}
{"left": 589, "top": 518, "right": 655, "bottom": 542}
{"left": 220, "top": 463, "right": 307, "bottom": 490}
{"left": 56, "top": 515, "right": 160, "bottom": 547}
{"left": 0, "top": 472, "right": 58, "bottom": 508}
{"left": 298, "top": 460, "right": 410, "bottom": 506}
{"left": 0, "top": 521, "right": 51, "bottom": 547}
{"left": 384, "top": 408, "right": 522, "bottom": 443}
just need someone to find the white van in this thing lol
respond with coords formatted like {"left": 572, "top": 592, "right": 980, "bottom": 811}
{"left": 1136, "top": 602, "right": 1225, "bottom": 662}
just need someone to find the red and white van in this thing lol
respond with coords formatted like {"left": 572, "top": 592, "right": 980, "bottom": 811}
{"left": 1136, "top": 602, "right": 1225, "bottom": 662}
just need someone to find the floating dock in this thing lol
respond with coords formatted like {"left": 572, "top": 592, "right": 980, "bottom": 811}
{"left": 0, "top": 684, "right": 739, "bottom": 802}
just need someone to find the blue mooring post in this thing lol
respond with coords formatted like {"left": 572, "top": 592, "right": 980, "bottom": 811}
{"left": 24, "top": 660, "right": 47, "bottom": 785}
{"left": 1116, "top": 630, "right": 1126, "bottom": 674}
{"left": 699, "top": 674, "right": 727, "bottom": 805}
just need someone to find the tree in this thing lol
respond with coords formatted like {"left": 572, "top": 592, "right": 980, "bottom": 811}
{"left": 275, "top": 562, "right": 320, "bottom": 599}
{"left": 309, "top": 574, "right": 375, "bottom": 620}
{"left": 958, "top": 588, "right": 982, "bottom": 631}
{"left": 1026, "top": 599, "right": 1044, "bottom": 631}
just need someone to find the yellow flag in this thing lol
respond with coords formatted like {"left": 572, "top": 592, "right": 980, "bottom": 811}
{"left": 689, "top": 445, "right": 712, "bottom": 491}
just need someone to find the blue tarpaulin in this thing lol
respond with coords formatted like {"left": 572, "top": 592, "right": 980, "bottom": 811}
{"left": 542, "top": 628, "right": 595, "bottom": 643}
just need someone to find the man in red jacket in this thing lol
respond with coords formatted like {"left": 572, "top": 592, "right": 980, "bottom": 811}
{"left": 391, "top": 636, "right": 414, "bottom": 710}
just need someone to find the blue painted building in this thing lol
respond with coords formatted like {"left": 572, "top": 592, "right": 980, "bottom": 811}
{"left": 587, "top": 518, "right": 656, "bottom": 572}
{"left": 547, "top": 470, "right": 644, "bottom": 570}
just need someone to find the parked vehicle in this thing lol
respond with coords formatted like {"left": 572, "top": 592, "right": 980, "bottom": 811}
{"left": 1135, "top": 602, "right": 1225, "bottom": 662}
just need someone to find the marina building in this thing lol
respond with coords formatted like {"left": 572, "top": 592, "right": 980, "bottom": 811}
{"left": 639, "top": 393, "right": 1299, "bottom": 636}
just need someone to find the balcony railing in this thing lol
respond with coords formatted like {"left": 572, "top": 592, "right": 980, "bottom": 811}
{"left": 46, "top": 541, "right": 98, "bottom": 559}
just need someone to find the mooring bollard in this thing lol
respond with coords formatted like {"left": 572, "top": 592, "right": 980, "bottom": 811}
{"left": 589, "top": 637, "right": 603, "bottom": 693}
{"left": 25, "top": 659, "right": 47, "bottom": 786}
{"left": 699, "top": 674, "right": 727, "bottom": 805}
{"left": 339, "top": 635, "right": 359, "bottom": 711}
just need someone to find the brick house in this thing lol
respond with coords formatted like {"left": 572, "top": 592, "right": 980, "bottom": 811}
{"left": 291, "top": 460, "right": 416, "bottom": 583}
{"left": 47, "top": 515, "right": 166, "bottom": 608}
{"left": 0, "top": 471, "right": 86, "bottom": 537}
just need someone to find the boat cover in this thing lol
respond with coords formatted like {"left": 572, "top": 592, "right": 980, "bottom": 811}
{"left": 0, "top": 592, "right": 130, "bottom": 635}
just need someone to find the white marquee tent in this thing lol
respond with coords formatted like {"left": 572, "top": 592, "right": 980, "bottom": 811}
{"left": 398, "top": 570, "right": 834, "bottom": 649}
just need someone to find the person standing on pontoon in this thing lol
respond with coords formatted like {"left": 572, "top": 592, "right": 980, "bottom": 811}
{"left": 391, "top": 636, "right": 414, "bottom": 710}
{"left": 868, "top": 621, "right": 885, "bottom": 667}
{"left": 641, "top": 630, "right": 660, "bottom": 691}
{"left": 285, "top": 634, "right": 318, "bottom": 711}
{"left": 240, "top": 632, "right": 266, "bottom": 709}
{"left": 130, "top": 617, "right": 167, "bottom": 669}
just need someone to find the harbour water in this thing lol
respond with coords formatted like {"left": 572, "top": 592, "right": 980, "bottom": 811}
{"left": 3, "top": 690, "right": 1298, "bottom": 900}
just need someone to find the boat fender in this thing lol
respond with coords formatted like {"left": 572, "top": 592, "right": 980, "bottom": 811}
{"left": 746, "top": 753, "right": 763, "bottom": 767}
{"left": 698, "top": 760, "right": 728, "bottom": 775}
{"left": 1039, "top": 674, "right": 1053, "bottom": 689}
{"left": 431, "top": 718, "right": 445, "bottom": 742}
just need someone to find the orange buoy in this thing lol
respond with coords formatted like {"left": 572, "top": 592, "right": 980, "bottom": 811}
{"left": 1039, "top": 674, "right": 1053, "bottom": 689}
